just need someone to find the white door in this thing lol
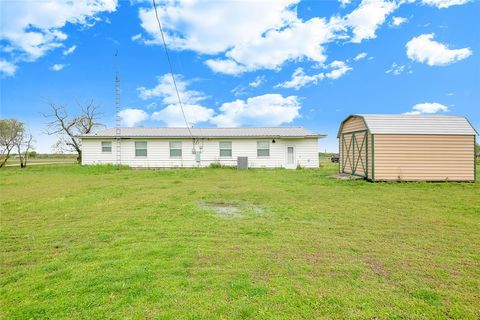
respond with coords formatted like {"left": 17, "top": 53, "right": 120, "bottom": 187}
{"left": 286, "top": 146, "right": 296, "bottom": 169}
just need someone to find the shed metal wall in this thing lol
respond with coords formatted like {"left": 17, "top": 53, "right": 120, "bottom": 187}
{"left": 338, "top": 115, "right": 476, "bottom": 181}
{"left": 341, "top": 116, "right": 367, "bottom": 133}
{"left": 373, "top": 134, "right": 475, "bottom": 181}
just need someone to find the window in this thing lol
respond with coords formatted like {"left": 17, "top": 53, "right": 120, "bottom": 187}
{"left": 170, "top": 141, "right": 182, "bottom": 157}
{"left": 101, "top": 141, "right": 112, "bottom": 153}
{"left": 219, "top": 141, "right": 232, "bottom": 157}
{"left": 257, "top": 141, "right": 270, "bottom": 157}
{"left": 135, "top": 141, "right": 147, "bottom": 157}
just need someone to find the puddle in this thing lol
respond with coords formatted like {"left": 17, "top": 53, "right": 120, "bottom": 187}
{"left": 198, "top": 200, "right": 264, "bottom": 219}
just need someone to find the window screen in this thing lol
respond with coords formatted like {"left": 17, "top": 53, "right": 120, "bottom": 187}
{"left": 135, "top": 141, "right": 147, "bottom": 157}
{"left": 257, "top": 141, "right": 270, "bottom": 157}
{"left": 219, "top": 141, "right": 232, "bottom": 157}
{"left": 170, "top": 141, "right": 182, "bottom": 157}
{"left": 101, "top": 141, "right": 112, "bottom": 153}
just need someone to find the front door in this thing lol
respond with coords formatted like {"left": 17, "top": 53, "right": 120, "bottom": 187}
{"left": 286, "top": 146, "right": 296, "bottom": 169}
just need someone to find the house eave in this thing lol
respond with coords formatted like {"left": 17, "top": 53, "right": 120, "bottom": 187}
{"left": 80, "top": 134, "right": 327, "bottom": 139}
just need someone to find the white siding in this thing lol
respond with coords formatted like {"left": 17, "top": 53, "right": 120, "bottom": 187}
{"left": 81, "top": 138, "right": 319, "bottom": 168}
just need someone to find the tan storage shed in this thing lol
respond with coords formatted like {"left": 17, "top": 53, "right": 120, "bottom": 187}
{"left": 337, "top": 114, "right": 477, "bottom": 181}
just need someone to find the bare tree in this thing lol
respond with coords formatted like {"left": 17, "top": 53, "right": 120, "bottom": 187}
{"left": 42, "top": 100, "right": 103, "bottom": 163}
{"left": 0, "top": 119, "right": 24, "bottom": 168}
{"left": 15, "top": 130, "right": 34, "bottom": 168}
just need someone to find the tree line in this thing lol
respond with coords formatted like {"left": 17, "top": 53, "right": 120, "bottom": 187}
{"left": 1, "top": 100, "right": 103, "bottom": 168}
{"left": 0, "top": 119, "right": 34, "bottom": 168}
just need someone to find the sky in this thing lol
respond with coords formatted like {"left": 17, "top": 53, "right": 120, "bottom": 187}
{"left": 1, "top": 0, "right": 479, "bottom": 153}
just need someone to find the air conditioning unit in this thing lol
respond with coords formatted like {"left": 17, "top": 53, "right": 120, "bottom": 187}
{"left": 237, "top": 156, "right": 248, "bottom": 170}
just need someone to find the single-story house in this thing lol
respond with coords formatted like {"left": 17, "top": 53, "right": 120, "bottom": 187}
{"left": 80, "top": 127, "right": 324, "bottom": 168}
{"left": 338, "top": 114, "right": 477, "bottom": 181}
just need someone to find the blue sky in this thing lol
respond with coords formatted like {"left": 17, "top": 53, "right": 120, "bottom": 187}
{"left": 1, "top": 0, "right": 479, "bottom": 152}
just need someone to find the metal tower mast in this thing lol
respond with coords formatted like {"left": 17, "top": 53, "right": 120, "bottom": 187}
{"left": 115, "top": 50, "right": 121, "bottom": 165}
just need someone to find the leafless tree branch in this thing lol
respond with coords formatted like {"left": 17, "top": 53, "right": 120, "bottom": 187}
{"left": 43, "top": 101, "right": 103, "bottom": 163}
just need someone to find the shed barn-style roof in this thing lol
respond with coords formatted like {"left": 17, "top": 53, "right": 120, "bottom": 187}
{"left": 338, "top": 114, "right": 478, "bottom": 137}
{"left": 82, "top": 127, "right": 325, "bottom": 139}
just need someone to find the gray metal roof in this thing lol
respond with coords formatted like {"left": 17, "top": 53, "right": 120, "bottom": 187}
{"left": 82, "top": 127, "right": 324, "bottom": 138}
{"left": 338, "top": 114, "right": 477, "bottom": 136}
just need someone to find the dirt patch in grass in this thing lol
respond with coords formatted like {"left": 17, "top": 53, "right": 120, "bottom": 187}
{"left": 329, "top": 173, "right": 364, "bottom": 180}
{"left": 198, "top": 199, "right": 264, "bottom": 218}
{"left": 364, "top": 257, "right": 388, "bottom": 277}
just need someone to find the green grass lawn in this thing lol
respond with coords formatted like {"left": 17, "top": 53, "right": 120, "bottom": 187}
{"left": 1, "top": 164, "right": 479, "bottom": 319}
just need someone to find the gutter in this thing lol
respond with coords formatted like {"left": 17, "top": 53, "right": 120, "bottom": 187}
{"left": 80, "top": 134, "right": 327, "bottom": 139}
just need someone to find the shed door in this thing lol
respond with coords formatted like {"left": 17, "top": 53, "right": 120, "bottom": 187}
{"left": 341, "top": 131, "right": 368, "bottom": 177}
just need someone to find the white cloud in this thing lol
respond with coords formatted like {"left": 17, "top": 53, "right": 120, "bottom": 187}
{"left": 151, "top": 104, "right": 214, "bottom": 127}
{"left": 249, "top": 76, "right": 265, "bottom": 88}
{"left": 230, "top": 76, "right": 266, "bottom": 97}
{"left": 137, "top": 74, "right": 206, "bottom": 105}
{"left": 344, "top": 0, "right": 397, "bottom": 43}
{"left": 205, "top": 17, "right": 338, "bottom": 74}
{"left": 211, "top": 94, "right": 301, "bottom": 127}
{"left": 63, "top": 45, "right": 77, "bottom": 56}
{"left": 353, "top": 52, "right": 368, "bottom": 61}
{"left": 325, "top": 60, "right": 352, "bottom": 79}
{"left": 135, "top": 0, "right": 473, "bottom": 76}
{"left": 276, "top": 68, "right": 324, "bottom": 90}
{"left": 146, "top": 102, "right": 157, "bottom": 109}
{"left": 406, "top": 33, "right": 472, "bottom": 66}
{"left": 404, "top": 102, "right": 449, "bottom": 115}
{"left": 231, "top": 84, "right": 248, "bottom": 97}
{"left": 50, "top": 64, "right": 66, "bottom": 71}
{"left": 0, "top": 1, "right": 116, "bottom": 66}
{"left": 149, "top": 93, "right": 301, "bottom": 128}
{"left": 385, "top": 62, "right": 411, "bottom": 75}
{"left": 391, "top": 16, "right": 408, "bottom": 27}
{"left": 276, "top": 60, "right": 351, "bottom": 90}
{"left": 139, "top": 74, "right": 212, "bottom": 127}
{"left": 202, "top": 0, "right": 397, "bottom": 74}
{"left": 339, "top": 0, "right": 353, "bottom": 6}
{"left": 137, "top": 1, "right": 349, "bottom": 75}
{"left": 138, "top": 73, "right": 302, "bottom": 127}
{"left": 138, "top": 0, "right": 299, "bottom": 55}
{"left": 135, "top": 0, "right": 411, "bottom": 75}
{"left": 0, "top": 59, "right": 17, "bottom": 77}
{"left": 131, "top": 33, "right": 142, "bottom": 41}
{"left": 205, "top": 59, "right": 248, "bottom": 75}
{"left": 420, "top": 0, "right": 471, "bottom": 9}
{"left": 118, "top": 108, "right": 149, "bottom": 127}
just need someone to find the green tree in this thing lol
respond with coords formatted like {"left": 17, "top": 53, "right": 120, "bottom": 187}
{"left": 15, "top": 129, "right": 34, "bottom": 168}
{"left": 0, "top": 119, "right": 24, "bottom": 168}
{"left": 28, "top": 151, "right": 38, "bottom": 158}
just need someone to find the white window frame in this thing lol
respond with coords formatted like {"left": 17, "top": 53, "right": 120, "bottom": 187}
{"left": 219, "top": 141, "right": 232, "bottom": 158}
{"left": 101, "top": 141, "right": 112, "bottom": 153}
{"left": 169, "top": 141, "right": 182, "bottom": 158}
{"left": 257, "top": 141, "right": 270, "bottom": 157}
{"left": 135, "top": 141, "right": 148, "bottom": 157}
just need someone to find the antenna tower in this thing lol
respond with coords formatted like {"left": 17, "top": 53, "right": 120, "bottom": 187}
{"left": 115, "top": 50, "right": 121, "bottom": 165}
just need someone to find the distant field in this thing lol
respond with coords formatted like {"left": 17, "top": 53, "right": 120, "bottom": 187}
{"left": 3, "top": 157, "right": 76, "bottom": 166}
{"left": 1, "top": 163, "right": 479, "bottom": 319}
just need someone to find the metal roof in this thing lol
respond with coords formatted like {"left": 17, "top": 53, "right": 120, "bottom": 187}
{"left": 338, "top": 114, "right": 478, "bottom": 137}
{"left": 82, "top": 127, "right": 325, "bottom": 138}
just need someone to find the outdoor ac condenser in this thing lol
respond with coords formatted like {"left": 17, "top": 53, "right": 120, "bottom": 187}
{"left": 237, "top": 156, "right": 248, "bottom": 170}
